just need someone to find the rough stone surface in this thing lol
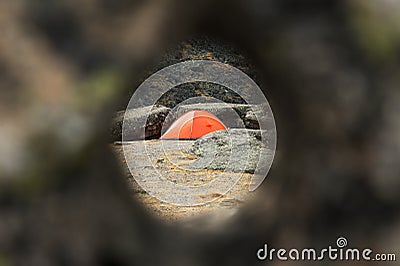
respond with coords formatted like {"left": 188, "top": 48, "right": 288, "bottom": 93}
{"left": 113, "top": 102, "right": 275, "bottom": 141}
{"left": 113, "top": 140, "right": 255, "bottom": 220}
{"left": 163, "top": 103, "right": 274, "bottom": 130}
{"left": 189, "top": 129, "right": 274, "bottom": 173}
{"left": 155, "top": 82, "right": 247, "bottom": 108}
{"left": 111, "top": 105, "right": 170, "bottom": 141}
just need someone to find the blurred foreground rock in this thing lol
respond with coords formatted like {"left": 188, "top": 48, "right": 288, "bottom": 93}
{"left": 1, "top": 0, "right": 400, "bottom": 266}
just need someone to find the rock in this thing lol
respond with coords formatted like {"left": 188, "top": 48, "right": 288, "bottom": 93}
{"left": 219, "top": 198, "right": 242, "bottom": 208}
{"left": 110, "top": 105, "right": 170, "bottom": 141}
{"left": 188, "top": 129, "right": 274, "bottom": 173}
{"left": 155, "top": 82, "right": 246, "bottom": 108}
{"left": 112, "top": 102, "right": 275, "bottom": 141}
{"left": 163, "top": 103, "right": 275, "bottom": 131}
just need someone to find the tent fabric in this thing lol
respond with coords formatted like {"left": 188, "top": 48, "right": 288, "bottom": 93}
{"left": 160, "top": 110, "right": 227, "bottom": 139}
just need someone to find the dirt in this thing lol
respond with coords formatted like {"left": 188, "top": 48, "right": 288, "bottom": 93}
{"left": 112, "top": 140, "right": 256, "bottom": 224}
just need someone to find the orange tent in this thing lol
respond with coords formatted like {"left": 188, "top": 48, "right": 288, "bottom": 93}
{"left": 160, "top": 110, "right": 227, "bottom": 139}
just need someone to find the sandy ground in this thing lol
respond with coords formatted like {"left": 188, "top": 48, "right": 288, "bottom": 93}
{"left": 112, "top": 140, "right": 256, "bottom": 224}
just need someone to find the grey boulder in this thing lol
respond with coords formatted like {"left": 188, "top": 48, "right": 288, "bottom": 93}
{"left": 188, "top": 129, "right": 274, "bottom": 173}
{"left": 111, "top": 105, "right": 170, "bottom": 141}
